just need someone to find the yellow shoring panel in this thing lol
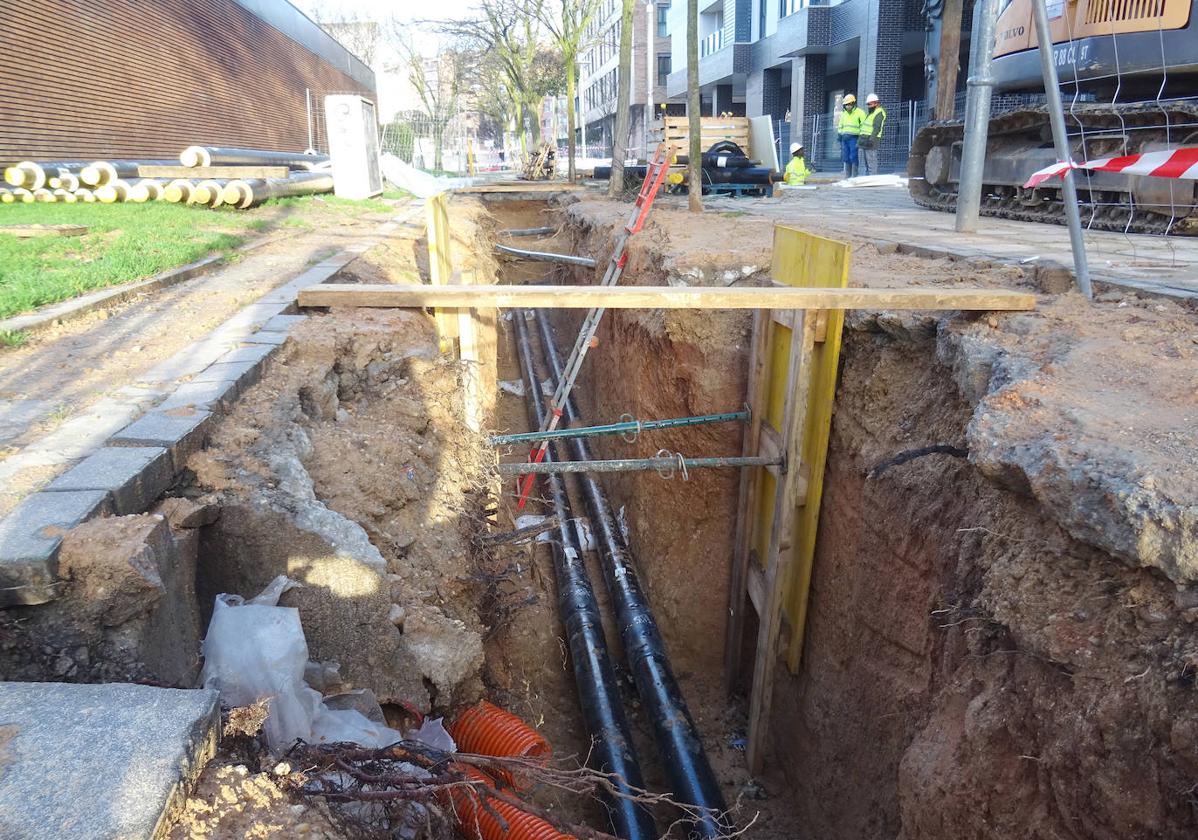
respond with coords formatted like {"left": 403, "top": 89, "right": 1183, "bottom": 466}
{"left": 425, "top": 191, "right": 458, "bottom": 349}
{"left": 767, "top": 225, "right": 849, "bottom": 675}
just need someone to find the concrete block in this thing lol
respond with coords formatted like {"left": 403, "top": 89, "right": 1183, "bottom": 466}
{"left": 262, "top": 313, "right": 307, "bottom": 332}
{"left": 46, "top": 446, "right": 173, "bottom": 515}
{"left": 0, "top": 682, "right": 219, "bottom": 840}
{"left": 217, "top": 342, "right": 277, "bottom": 367}
{"left": 242, "top": 331, "right": 289, "bottom": 346}
{"left": 157, "top": 379, "right": 239, "bottom": 412}
{"left": 109, "top": 408, "right": 214, "bottom": 466}
{"left": 0, "top": 491, "right": 109, "bottom": 606}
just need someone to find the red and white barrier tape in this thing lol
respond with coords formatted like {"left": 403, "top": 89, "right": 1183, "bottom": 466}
{"left": 1023, "top": 147, "right": 1198, "bottom": 189}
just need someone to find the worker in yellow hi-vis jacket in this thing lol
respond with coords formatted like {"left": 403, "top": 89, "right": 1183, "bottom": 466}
{"left": 859, "top": 93, "right": 888, "bottom": 175}
{"left": 836, "top": 94, "right": 865, "bottom": 178}
{"left": 784, "top": 142, "right": 811, "bottom": 185}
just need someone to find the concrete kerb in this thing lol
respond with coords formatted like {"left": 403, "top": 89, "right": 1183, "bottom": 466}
{"left": 0, "top": 235, "right": 273, "bottom": 337}
{"left": 0, "top": 682, "right": 220, "bottom": 839}
{"left": 0, "top": 490, "right": 110, "bottom": 606}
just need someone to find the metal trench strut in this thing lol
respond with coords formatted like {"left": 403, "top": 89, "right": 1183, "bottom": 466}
{"left": 532, "top": 309, "right": 731, "bottom": 838}
{"left": 497, "top": 454, "right": 780, "bottom": 476}
{"left": 489, "top": 408, "right": 749, "bottom": 447}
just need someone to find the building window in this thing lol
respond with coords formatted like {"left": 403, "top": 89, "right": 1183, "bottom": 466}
{"left": 657, "top": 54, "right": 671, "bottom": 86}
{"left": 657, "top": 3, "right": 670, "bottom": 37}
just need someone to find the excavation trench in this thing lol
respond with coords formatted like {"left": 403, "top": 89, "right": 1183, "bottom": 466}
{"left": 18, "top": 189, "right": 1194, "bottom": 838}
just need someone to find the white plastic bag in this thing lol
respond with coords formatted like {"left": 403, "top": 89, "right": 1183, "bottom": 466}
{"left": 201, "top": 575, "right": 404, "bottom": 751}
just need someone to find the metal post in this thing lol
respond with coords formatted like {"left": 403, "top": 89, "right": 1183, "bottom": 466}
{"left": 1029, "top": 0, "right": 1093, "bottom": 298}
{"left": 305, "top": 88, "right": 314, "bottom": 152}
{"left": 955, "top": 0, "right": 999, "bottom": 233}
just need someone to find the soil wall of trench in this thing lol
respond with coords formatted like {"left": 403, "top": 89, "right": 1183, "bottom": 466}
{"left": 555, "top": 196, "right": 1198, "bottom": 839}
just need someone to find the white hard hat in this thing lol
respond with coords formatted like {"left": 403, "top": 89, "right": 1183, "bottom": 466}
{"left": 866, "top": 93, "right": 880, "bottom": 104}
{"left": 790, "top": 142, "right": 803, "bottom": 154}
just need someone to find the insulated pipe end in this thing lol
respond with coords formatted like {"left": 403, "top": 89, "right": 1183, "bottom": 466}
{"left": 127, "top": 184, "right": 149, "bottom": 203}
{"left": 180, "top": 146, "right": 209, "bottom": 167}
{"left": 0, "top": 191, "right": 13, "bottom": 204}
{"left": 80, "top": 165, "right": 102, "bottom": 186}
{"left": 3, "top": 166, "right": 23, "bottom": 187}
{"left": 15, "top": 189, "right": 34, "bottom": 203}
{"left": 75, "top": 189, "right": 95, "bottom": 203}
{"left": 189, "top": 186, "right": 213, "bottom": 205}
{"left": 220, "top": 183, "right": 248, "bottom": 208}
{"left": 33, "top": 189, "right": 55, "bottom": 203}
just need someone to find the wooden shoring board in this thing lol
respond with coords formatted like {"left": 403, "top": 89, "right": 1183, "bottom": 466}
{"left": 425, "top": 192, "right": 458, "bottom": 347}
{"left": 0, "top": 224, "right": 88, "bottom": 238}
{"left": 729, "top": 224, "right": 851, "bottom": 776}
{"left": 139, "top": 165, "right": 289, "bottom": 179}
{"left": 297, "top": 283, "right": 1036, "bottom": 311}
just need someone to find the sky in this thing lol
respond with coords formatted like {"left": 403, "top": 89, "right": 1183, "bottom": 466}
{"left": 292, "top": 0, "right": 480, "bottom": 25}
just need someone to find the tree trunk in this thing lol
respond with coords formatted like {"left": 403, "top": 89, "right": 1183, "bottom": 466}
{"left": 566, "top": 57, "right": 578, "bottom": 182}
{"left": 434, "top": 124, "right": 444, "bottom": 172}
{"left": 608, "top": 0, "right": 635, "bottom": 197}
{"left": 687, "top": 0, "right": 702, "bottom": 212}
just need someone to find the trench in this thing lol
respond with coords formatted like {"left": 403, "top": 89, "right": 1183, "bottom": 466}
{"left": 49, "top": 188, "right": 1191, "bottom": 838}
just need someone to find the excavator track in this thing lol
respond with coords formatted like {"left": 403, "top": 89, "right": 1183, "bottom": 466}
{"left": 908, "top": 101, "right": 1198, "bottom": 235}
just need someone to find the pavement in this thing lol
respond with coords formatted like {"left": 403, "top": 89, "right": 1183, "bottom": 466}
{"left": 0, "top": 682, "right": 220, "bottom": 840}
{"left": 713, "top": 182, "right": 1198, "bottom": 300}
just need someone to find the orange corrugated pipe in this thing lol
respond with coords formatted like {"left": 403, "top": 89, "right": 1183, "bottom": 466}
{"left": 449, "top": 701, "right": 551, "bottom": 762}
{"left": 448, "top": 765, "right": 574, "bottom": 840}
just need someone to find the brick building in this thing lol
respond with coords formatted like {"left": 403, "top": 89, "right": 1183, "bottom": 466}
{"left": 0, "top": 0, "right": 375, "bottom": 162}
{"left": 665, "top": 0, "right": 968, "bottom": 170}
{"left": 579, "top": 0, "right": 680, "bottom": 159}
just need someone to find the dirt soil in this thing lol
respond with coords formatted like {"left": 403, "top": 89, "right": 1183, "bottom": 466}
{"left": 557, "top": 192, "right": 1198, "bottom": 839}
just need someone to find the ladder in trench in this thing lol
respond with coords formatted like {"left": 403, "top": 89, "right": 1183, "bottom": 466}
{"left": 724, "top": 227, "right": 849, "bottom": 776}
{"left": 515, "top": 144, "right": 676, "bottom": 509}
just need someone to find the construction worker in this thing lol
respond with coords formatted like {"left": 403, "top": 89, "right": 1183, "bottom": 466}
{"left": 784, "top": 142, "right": 811, "bottom": 186}
{"left": 859, "top": 93, "right": 887, "bottom": 175}
{"left": 836, "top": 93, "right": 865, "bottom": 178}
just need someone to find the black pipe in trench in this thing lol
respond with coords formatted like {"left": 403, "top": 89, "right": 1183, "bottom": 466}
{"left": 532, "top": 310, "right": 731, "bottom": 837}
{"left": 511, "top": 314, "right": 658, "bottom": 840}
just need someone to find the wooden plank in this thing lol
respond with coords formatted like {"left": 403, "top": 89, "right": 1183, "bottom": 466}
{"left": 138, "top": 165, "right": 290, "bottom": 179}
{"left": 745, "top": 309, "right": 813, "bottom": 775}
{"left": 425, "top": 192, "right": 458, "bottom": 346}
{"left": 781, "top": 227, "right": 851, "bottom": 673}
{"left": 747, "top": 563, "right": 766, "bottom": 615}
{"left": 298, "top": 283, "right": 1037, "bottom": 312}
{"left": 724, "top": 310, "right": 769, "bottom": 691}
{"left": 0, "top": 224, "right": 88, "bottom": 238}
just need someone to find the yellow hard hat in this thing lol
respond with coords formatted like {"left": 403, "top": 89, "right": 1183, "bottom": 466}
{"left": 842, "top": 94, "right": 856, "bottom": 105}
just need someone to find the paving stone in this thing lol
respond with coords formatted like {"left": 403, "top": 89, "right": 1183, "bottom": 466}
{"left": 46, "top": 446, "right": 173, "bottom": 515}
{"left": 157, "top": 379, "right": 239, "bottom": 411}
{"left": 242, "top": 330, "right": 289, "bottom": 346}
{"left": 109, "top": 409, "right": 214, "bottom": 466}
{"left": 0, "top": 490, "right": 109, "bottom": 607}
{"left": 0, "top": 681, "right": 220, "bottom": 840}
{"left": 262, "top": 313, "right": 307, "bottom": 332}
{"left": 217, "top": 342, "right": 278, "bottom": 367}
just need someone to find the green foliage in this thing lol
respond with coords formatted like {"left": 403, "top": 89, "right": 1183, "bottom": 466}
{"left": 382, "top": 121, "right": 417, "bottom": 162}
{"left": 0, "top": 329, "right": 28, "bottom": 348}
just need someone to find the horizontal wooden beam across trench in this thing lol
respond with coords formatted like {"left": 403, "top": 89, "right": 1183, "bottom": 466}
{"left": 298, "top": 283, "right": 1037, "bottom": 312}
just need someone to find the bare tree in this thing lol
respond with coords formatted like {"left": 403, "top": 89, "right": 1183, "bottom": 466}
{"left": 607, "top": 0, "right": 635, "bottom": 196}
{"left": 305, "top": 1, "right": 382, "bottom": 66}
{"left": 436, "top": 1, "right": 547, "bottom": 156}
{"left": 531, "top": 0, "right": 602, "bottom": 181}
{"left": 397, "top": 34, "right": 463, "bottom": 172}
{"left": 686, "top": 0, "right": 702, "bottom": 212}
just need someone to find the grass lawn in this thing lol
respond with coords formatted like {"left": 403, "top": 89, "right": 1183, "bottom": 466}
{"left": 0, "top": 191, "right": 409, "bottom": 322}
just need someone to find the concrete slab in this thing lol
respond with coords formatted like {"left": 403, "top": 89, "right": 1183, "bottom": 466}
{"left": 262, "top": 313, "right": 307, "bottom": 332}
{"left": 109, "top": 409, "right": 214, "bottom": 467}
{"left": 242, "top": 331, "right": 289, "bottom": 345}
{"left": 46, "top": 447, "right": 172, "bottom": 515}
{"left": 0, "top": 681, "right": 220, "bottom": 840}
{"left": 216, "top": 343, "right": 278, "bottom": 367}
{"left": 156, "top": 379, "right": 239, "bottom": 412}
{"left": 0, "top": 490, "right": 109, "bottom": 606}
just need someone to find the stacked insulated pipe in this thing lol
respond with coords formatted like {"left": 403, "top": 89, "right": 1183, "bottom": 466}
{"left": 534, "top": 310, "right": 730, "bottom": 838}
{"left": 180, "top": 146, "right": 329, "bottom": 169}
{"left": 219, "top": 172, "right": 336, "bottom": 208}
{"left": 512, "top": 314, "right": 658, "bottom": 840}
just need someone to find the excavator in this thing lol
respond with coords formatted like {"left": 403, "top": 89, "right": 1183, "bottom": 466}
{"left": 909, "top": 0, "right": 1198, "bottom": 233}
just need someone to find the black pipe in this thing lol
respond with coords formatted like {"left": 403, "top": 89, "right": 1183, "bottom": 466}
{"left": 511, "top": 315, "right": 658, "bottom": 840}
{"left": 534, "top": 311, "right": 731, "bottom": 837}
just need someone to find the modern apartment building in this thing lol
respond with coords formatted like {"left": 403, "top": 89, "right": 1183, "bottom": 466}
{"left": 664, "top": 0, "right": 967, "bottom": 169}
{"left": 578, "top": 0, "right": 681, "bottom": 158}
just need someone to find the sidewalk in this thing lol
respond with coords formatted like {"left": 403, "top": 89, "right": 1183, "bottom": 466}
{"left": 718, "top": 185, "right": 1198, "bottom": 300}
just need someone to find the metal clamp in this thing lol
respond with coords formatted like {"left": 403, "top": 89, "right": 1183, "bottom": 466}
{"left": 654, "top": 449, "right": 689, "bottom": 481}
{"left": 619, "top": 412, "right": 641, "bottom": 443}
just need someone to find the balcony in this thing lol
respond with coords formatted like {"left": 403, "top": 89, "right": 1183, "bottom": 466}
{"left": 700, "top": 29, "right": 725, "bottom": 56}
{"left": 780, "top": 0, "right": 835, "bottom": 16}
